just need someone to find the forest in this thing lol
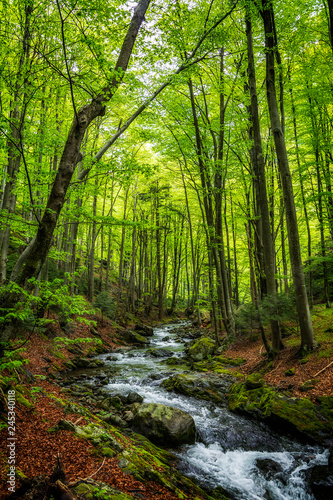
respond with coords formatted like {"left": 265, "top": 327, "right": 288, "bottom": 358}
{"left": 1, "top": 0, "right": 333, "bottom": 499}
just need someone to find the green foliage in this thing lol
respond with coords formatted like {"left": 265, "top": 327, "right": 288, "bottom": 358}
{"left": 235, "top": 294, "right": 297, "bottom": 332}
{"left": 94, "top": 291, "right": 116, "bottom": 321}
{"left": 0, "top": 344, "right": 28, "bottom": 380}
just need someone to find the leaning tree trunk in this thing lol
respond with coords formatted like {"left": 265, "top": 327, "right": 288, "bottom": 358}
{"left": 260, "top": 0, "right": 317, "bottom": 350}
{"left": 13, "top": 0, "right": 151, "bottom": 287}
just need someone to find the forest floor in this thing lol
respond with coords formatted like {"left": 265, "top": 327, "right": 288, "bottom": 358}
{"left": 222, "top": 304, "right": 333, "bottom": 401}
{"left": 0, "top": 304, "right": 332, "bottom": 499}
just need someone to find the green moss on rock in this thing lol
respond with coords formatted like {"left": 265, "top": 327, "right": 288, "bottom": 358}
{"left": 188, "top": 337, "right": 215, "bottom": 361}
{"left": 227, "top": 382, "right": 333, "bottom": 444}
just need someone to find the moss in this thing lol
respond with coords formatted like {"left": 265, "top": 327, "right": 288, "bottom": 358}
{"left": 100, "top": 447, "right": 117, "bottom": 458}
{"left": 73, "top": 481, "right": 133, "bottom": 500}
{"left": 48, "top": 347, "right": 66, "bottom": 360}
{"left": 285, "top": 368, "right": 295, "bottom": 376}
{"left": 245, "top": 373, "right": 264, "bottom": 389}
{"left": 227, "top": 382, "right": 333, "bottom": 444}
{"left": 15, "top": 391, "right": 34, "bottom": 408}
{"left": 217, "top": 356, "right": 245, "bottom": 366}
{"left": 188, "top": 337, "right": 215, "bottom": 361}
{"left": 117, "top": 442, "right": 212, "bottom": 499}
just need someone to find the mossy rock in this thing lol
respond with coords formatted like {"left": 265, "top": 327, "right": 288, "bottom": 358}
{"left": 299, "top": 379, "right": 319, "bottom": 392}
{"left": 228, "top": 382, "right": 333, "bottom": 444}
{"left": 132, "top": 403, "right": 195, "bottom": 446}
{"left": 48, "top": 347, "right": 66, "bottom": 360}
{"left": 285, "top": 368, "right": 295, "bottom": 376}
{"left": 100, "top": 446, "right": 117, "bottom": 458}
{"left": 217, "top": 356, "right": 246, "bottom": 366}
{"left": 72, "top": 480, "right": 133, "bottom": 499}
{"left": 188, "top": 337, "right": 215, "bottom": 361}
{"left": 245, "top": 373, "right": 264, "bottom": 389}
{"left": 122, "top": 330, "right": 148, "bottom": 345}
{"left": 49, "top": 420, "right": 124, "bottom": 453}
{"left": 162, "top": 372, "right": 235, "bottom": 406}
{"left": 117, "top": 437, "right": 215, "bottom": 499}
{"left": 15, "top": 391, "right": 34, "bottom": 409}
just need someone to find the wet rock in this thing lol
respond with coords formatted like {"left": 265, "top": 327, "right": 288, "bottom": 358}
{"left": 126, "top": 391, "right": 143, "bottom": 404}
{"left": 97, "top": 396, "right": 124, "bottom": 411}
{"left": 165, "top": 356, "right": 186, "bottom": 365}
{"left": 106, "top": 355, "right": 118, "bottom": 361}
{"left": 134, "top": 324, "right": 154, "bottom": 336}
{"left": 255, "top": 458, "right": 284, "bottom": 480}
{"left": 309, "top": 451, "right": 333, "bottom": 500}
{"left": 162, "top": 336, "right": 170, "bottom": 341}
{"left": 146, "top": 348, "right": 171, "bottom": 357}
{"left": 123, "top": 410, "right": 134, "bottom": 423}
{"left": 187, "top": 337, "right": 215, "bottom": 361}
{"left": 163, "top": 372, "right": 235, "bottom": 406}
{"left": 228, "top": 383, "right": 333, "bottom": 445}
{"left": 132, "top": 403, "right": 196, "bottom": 446}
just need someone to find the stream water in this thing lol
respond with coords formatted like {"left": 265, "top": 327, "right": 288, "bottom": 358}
{"left": 94, "top": 322, "right": 328, "bottom": 499}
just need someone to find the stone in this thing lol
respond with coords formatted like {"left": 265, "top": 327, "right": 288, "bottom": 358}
{"left": 300, "top": 379, "right": 319, "bottom": 392}
{"left": 245, "top": 373, "right": 265, "bottom": 389}
{"left": 309, "top": 460, "right": 333, "bottom": 500}
{"left": 146, "top": 348, "right": 170, "bottom": 357}
{"left": 126, "top": 391, "right": 143, "bottom": 404}
{"left": 122, "top": 330, "right": 149, "bottom": 345}
{"left": 74, "top": 357, "right": 105, "bottom": 369}
{"left": 255, "top": 458, "right": 284, "bottom": 480}
{"left": 187, "top": 337, "right": 215, "bottom": 361}
{"left": 103, "top": 413, "right": 127, "bottom": 427}
{"left": 134, "top": 324, "right": 154, "bottom": 336}
{"left": 132, "top": 403, "right": 195, "bottom": 446}
{"left": 72, "top": 480, "right": 133, "bottom": 499}
{"left": 163, "top": 372, "right": 235, "bottom": 405}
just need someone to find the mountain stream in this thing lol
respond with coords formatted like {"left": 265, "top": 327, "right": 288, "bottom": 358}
{"left": 93, "top": 322, "right": 328, "bottom": 499}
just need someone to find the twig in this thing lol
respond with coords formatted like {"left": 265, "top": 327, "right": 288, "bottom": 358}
{"left": 74, "top": 416, "right": 84, "bottom": 425}
{"left": 87, "top": 457, "right": 106, "bottom": 479}
{"left": 314, "top": 360, "right": 333, "bottom": 378}
{"left": 68, "top": 457, "right": 106, "bottom": 486}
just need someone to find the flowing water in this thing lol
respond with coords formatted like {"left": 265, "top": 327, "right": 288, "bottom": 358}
{"left": 94, "top": 322, "right": 328, "bottom": 499}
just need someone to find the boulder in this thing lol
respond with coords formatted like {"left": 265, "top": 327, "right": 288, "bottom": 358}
{"left": 309, "top": 452, "right": 333, "bottom": 500}
{"left": 73, "top": 357, "right": 105, "bottom": 369}
{"left": 228, "top": 384, "right": 333, "bottom": 445}
{"left": 163, "top": 372, "right": 234, "bottom": 406}
{"left": 255, "top": 458, "right": 285, "bottom": 481}
{"left": 134, "top": 324, "right": 154, "bottom": 336}
{"left": 122, "top": 330, "right": 149, "bottom": 345}
{"left": 132, "top": 403, "right": 195, "bottom": 446}
{"left": 126, "top": 391, "right": 143, "bottom": 404}
{"left": 187, "top": 337, "right": 215, "bottom": 361}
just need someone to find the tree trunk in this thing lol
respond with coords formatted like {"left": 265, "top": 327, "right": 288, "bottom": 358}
{"left": 13, "top": 0, "right": 151, "bottom": 286}
{"left": 260, "top": 0, "right": 317, "bottom": 350}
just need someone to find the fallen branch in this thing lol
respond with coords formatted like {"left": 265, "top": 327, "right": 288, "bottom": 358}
{"left": 314, "top": 359, "right": 333, "bottom": 378}
{"left": 68, "top": 457, "right": 106, "bottom": 487}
